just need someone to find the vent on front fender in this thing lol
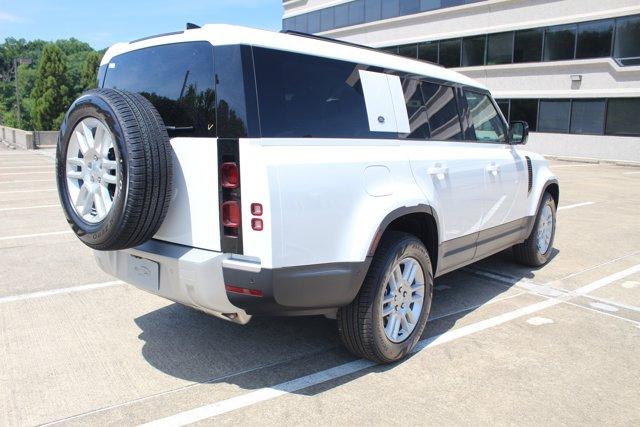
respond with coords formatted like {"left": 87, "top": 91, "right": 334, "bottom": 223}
{"left": 525, "top": 156, "right": 533, "bottom": 194}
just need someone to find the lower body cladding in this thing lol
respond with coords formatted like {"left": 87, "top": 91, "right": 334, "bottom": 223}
{"left": 93, "top": 239, "right": 371, "bottom": 323}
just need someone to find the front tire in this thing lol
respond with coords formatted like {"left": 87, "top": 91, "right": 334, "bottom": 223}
{"left": 338, "top": 232, "right": 433, "bottom": 364}
{"left": 513, "top": 192, "right": 556, "bottom": 267}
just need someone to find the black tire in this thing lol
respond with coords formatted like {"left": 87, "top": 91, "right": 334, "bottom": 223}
{"left": 337, "top": 231, "right": 434, "bottom": 364}
{"left": 513, "top": 192, "right": 556, "bottom": 267}
{"left": 56, "top": 89, "right": 173, "bottom": 251}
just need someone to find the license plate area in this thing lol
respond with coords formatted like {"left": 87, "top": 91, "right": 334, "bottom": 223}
{"left": 127, "top": 255, "right": 159, "bottom": 292}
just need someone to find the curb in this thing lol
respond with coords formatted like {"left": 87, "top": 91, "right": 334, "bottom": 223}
{"left": 545, "top": 155, "right": 640, "bottom": 168}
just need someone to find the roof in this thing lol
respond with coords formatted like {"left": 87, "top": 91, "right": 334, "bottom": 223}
{"left": 101, "top": 24, "right": 486, "bottom": 91}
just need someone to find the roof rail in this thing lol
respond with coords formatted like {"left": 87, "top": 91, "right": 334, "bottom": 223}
{"left": 280, "top": 30, "right": 382, "bottom": 54}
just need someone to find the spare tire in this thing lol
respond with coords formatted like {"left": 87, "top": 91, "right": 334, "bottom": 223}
{"left": 56, "top": 89, "right": 173, "bottom": 251}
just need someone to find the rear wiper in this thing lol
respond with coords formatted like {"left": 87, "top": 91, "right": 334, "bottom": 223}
{"left": 165, "top": 126, "right": 194, "bottom": 132}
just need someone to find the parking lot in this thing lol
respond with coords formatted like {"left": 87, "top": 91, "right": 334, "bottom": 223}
{"left": 0, "top": 145, "right": 638, "bottom": 426}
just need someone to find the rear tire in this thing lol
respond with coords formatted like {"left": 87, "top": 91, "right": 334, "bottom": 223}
{"left": 338, "top": 232, "right": 433, "bottom": 364}
{"left": 513, "top": 192, "right": 556, "bottom": 267}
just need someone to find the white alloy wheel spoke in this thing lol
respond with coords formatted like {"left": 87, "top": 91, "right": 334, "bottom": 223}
{"left": 75, "top": 130, "right": 90, "bottom": 154}
{"left": 81, "top": 122, "right": 96, "bottom": 150}
{"left": 102, "top": 173, "right": 117, "bottom": 185}
{"left": 77, "top": 185, "right": 93, "bottom": 216}
{"left": 67, "top": 170, "right": 83, "bottom": 180}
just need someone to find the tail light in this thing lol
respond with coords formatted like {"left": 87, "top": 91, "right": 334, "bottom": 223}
{"left": 221, "top": 201, "right": 241, "bottom": 228}
{"left": 218, "top": 139, "right": 242, "bottom": 253}
{"left": 220, "top": 162, "right": 239, "bottom": 189}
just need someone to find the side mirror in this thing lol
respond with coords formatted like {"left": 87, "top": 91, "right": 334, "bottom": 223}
{"left": 509, "top": 121, "right": 529, "bottom": 145}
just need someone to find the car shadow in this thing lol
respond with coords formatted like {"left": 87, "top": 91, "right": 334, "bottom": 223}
{"left": 134, "top": 248, "right": 557, "bottom": 394}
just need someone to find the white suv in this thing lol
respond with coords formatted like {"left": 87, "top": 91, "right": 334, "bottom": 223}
{"left": 56, "top": 25, "right": 558, "bottom": 363}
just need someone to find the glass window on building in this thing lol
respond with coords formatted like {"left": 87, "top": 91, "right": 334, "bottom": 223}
{"left": 422, "top": 82, "right": 463, "bottom": 140}
{"left": 365, "top": 0, "right": 382, "bottom": 22}
{"left": 576, "top": 19, "right": 613, "bottom": 59}
{"left": 464, "top": 91, "right": 507, "bottom": 143}
{"left": 510, "top": 99, "right": 538, "bottom": 131}
{"left": 514, "top": 28, "right": 543, "bottom": 63}
{"left": 320, "top": 8, "right": 334, "bottom": 32}
{"left": 570, "top": 99, "right": 606, "bottom": 135}
{"left": 283, "top": 18, "right": 294, "bottom": 31}
{"left": 334, "top": 4, "right": 349, "bottom": 28}
{"left": 381, "top": 46, "right": 399, "bottom": 54}
{"left": 496, "top": 100, "right": 510, "bottom": 122}
{"left": 400, "top": 0, "right": 421, "bottom": 15}
{"left": 418, "top": 41, "right": 438, "bottom": 63}
{"left": 294, "top": 14, "right": 308, "bottom": 32}
{"left": 538, "top": 100, "right": 571, "bottom": 133}
{"left": 462, "top": 35, "right": 486, "bottom": 66}
{"left": 606, "top": 98, "right": 640, "bottom": 136}
{"left": 439, "top": 39, "right": 461, "bottom": 68}
{"left": 614, "top": 15, "right": 640, "bottom": 66}
{"left": 349, "top": 0, "right": 365, "bottom": 26}
{"left": 401, "top": 78, "right": 431, "bottom": 139}
{"left": 398, "top": 44, "right": 418, "bottom": 58}
{"left": 382, "top": 0, "right": 400, "bottom": 19}
{"left": 307, "top": 11, "right": 321, "bottom": 33}
{"left": 441, "top": 0, "right": 464, "bottom": 7}
{"left": 487, "top": 32, "right": 514, "bottom": 65}
{"left": 544, "top": 24, "right": 577, "bottom": 61}
{"left": 421, "top": 0, "right": 441, "bottom": 11}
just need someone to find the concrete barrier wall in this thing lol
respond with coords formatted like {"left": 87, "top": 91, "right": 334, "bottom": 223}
{"left": 0, "top": 125, "right": 34, "bottom": 149}
{"left": 526, "top": 133, "right": 640, "bottom": 164}
{"left": 36, "top": 131, "right": 59, "bottom": 147}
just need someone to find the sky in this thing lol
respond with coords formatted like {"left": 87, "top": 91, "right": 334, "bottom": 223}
{"left": 0, "top": 0, "right": 283, "bottom": 49}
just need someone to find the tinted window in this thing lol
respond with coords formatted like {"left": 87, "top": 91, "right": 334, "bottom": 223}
{"left": 253, "top": 48, "right": 373, "bottom": 139}
{"left": 104, "top": 42, "right": 215, "bottom": 137}
{"left": 514, "top": 29, "right": 543, "bottom": 63}
{"left": 606, "top": 98, "right": 640, "bottom": 136}
{"left": 382, "top": 0, "right": 400, "bottom": 19}
{"left": 335, "top": 4, "right": 349, "bottom": 28}
{"left": 400, "top": 0, "right": 420, "bottom": 14}
{"left": 538, "top": 100, "right": 571, "bottom": 133}
{"left": 487, "top": 32, "right": 513, "bottom": 65}
{"left": 421, "top": 0, "right": 441, "bottom": 11}
{"left": 462, "top": 35, "right": 486, "bottom": 66}
{"left": 544, "top": 25, "right": 576, "bottom": 61}
{"left": 510, "top": 99, "right": 538, "bottom": 131}
{"left": 398, "top": 44, "right": 418, "bottom": 58}
{"left": 439, "top": 39, "right": 461, "bottom": 68}
{"left": 381, "top": 46, "right": 399, "bottom": 54}
{"left": 614, "top": 15, "right": 640, "bottom": 66}
{"left": 570, "top": 99, "right": 605, "bottom": 135}
{"left": 497, "top": 99, "right": 510, "bottom": 122}
{"left": 422, "top": 82, "right": 462, "bottom": 140}
{"left": 401, "top": 78, "right": 430, "bottom": 139}
{"left": 576, "top": 20, "right": 613, "bottom": 59}
{"left": 349, "top": 0, "right": 365, "bottom": 25}
{"left": 464, "top": 91, "right": 506, "bottom": 142}
{"left": 320, "top": 8, "right": 335, "bottom": 31}
{"left": 365, "top": 0, "right": 382, "bottom": 22}
{"left": 418, "top": 41, "right": 438, "bottom": 63}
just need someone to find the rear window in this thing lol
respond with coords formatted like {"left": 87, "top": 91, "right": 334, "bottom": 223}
{"left": 252, "top": 47, "right": 394, "bottom": 139}
{"left": 103, "top": 42, "right": 216, "bottom": 137}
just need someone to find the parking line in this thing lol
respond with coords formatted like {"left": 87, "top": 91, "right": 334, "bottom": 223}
{"left": 141, "top": 264, "right": 640, "bottom": 426}
{"left": 0, "top": 230, "right": 72, "bottom": 241}
{"left": 558, "top": 202, "right": 595, "bottom": 211}
{"left": 0, "top": 188, "right": 56, "bottom": 194}
{"left": 0, "top": 204, "right": 59, "bottom": 212}
{"left": 0, "top": 281, "right": 124, "bottom": 304}
{"left": 0, "top": 171, "right": 52, "bottom": 176}
{"left": 0, "top": 179, "right": 52, "bottom": 184}
{"left": 0, "top": 165, "right": 53, "bottom": 170}
{"left": 623, "top": 171, "right": 640, "bottom": 175}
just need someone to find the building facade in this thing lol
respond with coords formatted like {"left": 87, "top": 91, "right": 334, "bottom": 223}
{"left": 282, "top": 0, "right": 640, "bottom": 162}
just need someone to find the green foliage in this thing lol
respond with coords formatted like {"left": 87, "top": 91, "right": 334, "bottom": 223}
{"left": 32, "top": 44, "right": 70, "bottom": 130}
{"left": 0, "top": 37, "right": 103, "bottom": 130}
{"left": 80, "top": 51, "right": 101, "bottom": 90}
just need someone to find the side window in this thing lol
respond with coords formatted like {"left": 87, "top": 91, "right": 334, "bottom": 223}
{"left": 422, "top": 82, "right": 463, "bottom": 140}
{"left": 400, "top": 78, "right": 430, "bottom": 140}
{"left": 464, "top": 91, "right": 507, "bottom": 143}
{"left": 253, "top": 47, "right": 391, "bottom": 139}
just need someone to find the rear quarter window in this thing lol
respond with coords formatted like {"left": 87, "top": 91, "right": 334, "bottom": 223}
{"left": 103, "top": 42, "right": 216, "bottom": 137}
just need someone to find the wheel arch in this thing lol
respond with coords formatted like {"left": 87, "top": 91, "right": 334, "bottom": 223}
{"left": 367, "top": 205, "right": 440, "bottom": 275}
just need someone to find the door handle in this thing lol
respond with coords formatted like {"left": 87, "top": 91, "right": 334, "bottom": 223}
{"left": 428, "top": 164, "right": 448, "bottom": 180}
{"left": 486, "top": 163, "right": 500, "bottom": 176}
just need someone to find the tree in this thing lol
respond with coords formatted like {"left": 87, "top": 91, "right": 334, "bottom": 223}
{"left": 31, "top": 44, "right": 70, "bottom": 130}
{"left": 80, "top": 51, "right": 101, "bottom": 90}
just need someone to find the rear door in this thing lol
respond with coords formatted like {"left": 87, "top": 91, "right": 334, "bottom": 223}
{"left": 462, "top": 90, "right": 528, "bottom": 256}
{"left": 402, "top": 79, "right": 487, "bottom": 273}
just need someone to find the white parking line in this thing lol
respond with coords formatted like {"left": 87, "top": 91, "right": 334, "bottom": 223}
{"left": 0, "top": 281, "right": 124, "bottom": 304}
{"left": 622, "top": 171, "right": 640, "bottom": 175}
{"left": 558, "top": 202, "right": 595, "bottom": 211}
{"left": 0, "top": 188, "right": 56, "bottom": 194}
{"left": 0, "top": 204, "right": 59, "bottom": 212}
{"left": 0, "top": 230, "right": 72, "bottom": 241}
{"left": 141, "top": 264, "right": 640, "bottom": 426}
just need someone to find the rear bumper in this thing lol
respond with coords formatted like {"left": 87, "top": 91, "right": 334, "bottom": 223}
{"left": 93, "top": 239, "right": 370, "bottom": 319}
